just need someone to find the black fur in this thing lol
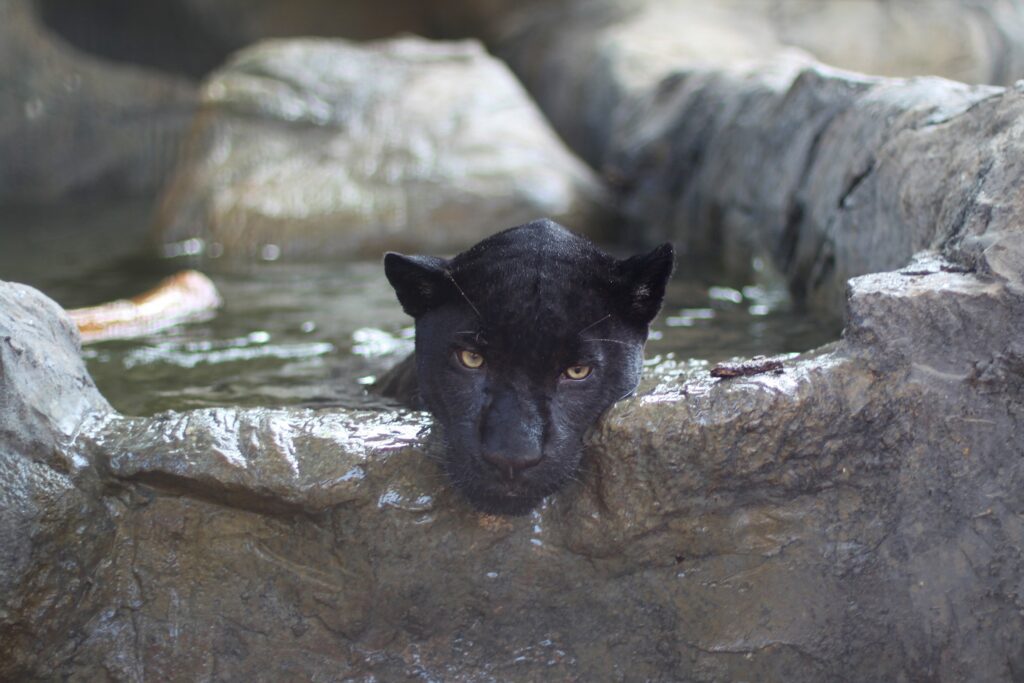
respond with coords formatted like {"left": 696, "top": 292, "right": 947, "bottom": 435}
{"left": 384, "top": 219, "right": 673, "bottom": 515}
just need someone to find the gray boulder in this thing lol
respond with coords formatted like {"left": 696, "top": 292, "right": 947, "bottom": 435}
{"left": 610, "top": 66, "right": 1024, "bottom": 315}
{"left": 155, "top": 36, "right": 611, "bottom": 260}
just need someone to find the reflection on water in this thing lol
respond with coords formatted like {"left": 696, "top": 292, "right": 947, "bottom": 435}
{"left": 113, "top": 332, "right": 335, "bottom": 369}
{"left": 647, "top": 256, "right": 838, "bottom": 366}
{"left": 0, "top": 200, "right": 839, "bottom": 417}
{"left": 72, "top": 262, "right": 415, "bottom": 415}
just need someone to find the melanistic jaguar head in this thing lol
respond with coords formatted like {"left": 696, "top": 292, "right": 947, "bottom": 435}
{"left": 384, "top": 219, "right": 673, "bottom": 515}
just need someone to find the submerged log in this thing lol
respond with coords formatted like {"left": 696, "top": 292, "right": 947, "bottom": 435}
{"left": 67, "top": 270, "right": 221, "bottom": 343}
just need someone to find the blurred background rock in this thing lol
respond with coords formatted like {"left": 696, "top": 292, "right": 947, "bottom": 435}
{"left": 6, "top": 0, "right": 1024, "bottom": 206}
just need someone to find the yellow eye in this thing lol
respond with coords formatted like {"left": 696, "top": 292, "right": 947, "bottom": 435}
{"left": 564, "top": 365, "right": 592, "bottom": 380}
{"left": 457, "top": 349, "right": 485, "bottom": 369}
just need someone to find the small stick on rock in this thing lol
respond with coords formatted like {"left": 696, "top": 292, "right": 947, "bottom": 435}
{"left": 710, "top": 356, "right": 784, "bottom": 380}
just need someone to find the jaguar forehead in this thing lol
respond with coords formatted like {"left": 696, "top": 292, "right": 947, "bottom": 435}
{"left": 478, "top": 297, "right": 610, "bottom": 368}
{"left": 442, "top": 268, "right": 482, "bottom": 321}
{"left": 576, "top": 313, "right": 613, "bottom": 337}
{"left": 452, "top": 267, "right": 614, "bottom": 344}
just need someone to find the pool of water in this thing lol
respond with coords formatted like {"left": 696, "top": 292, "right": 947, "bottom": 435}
{"left": 0, "top": 200, "right": 839, "bottom": 416}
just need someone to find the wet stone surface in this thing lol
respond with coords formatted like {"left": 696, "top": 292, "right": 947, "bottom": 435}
{"left": 0, "top": 282, "right": 114, "bottom": 678}
{"left": 2, "top": 245, "right": 1023, "bottom": 680}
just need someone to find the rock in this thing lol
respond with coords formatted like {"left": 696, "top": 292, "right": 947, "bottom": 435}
{"left": 0, "top": 281, "right": 111, "bottom": 467}
{"left": 488, "top": 0, "right": 1024, "bottom": 317}
{"left": 155, "top": 36, "right": 612, "bottom": 260}
{"left": 491, "top": 0, "right": 1024, "bottom": 169}
{"left": 491, "top": 0, "right": 790, "bottom": 165}
{"left": 763, "top": 0, "right": 1024, "bottom": 86}
{"left": 1, "top": 248, "right": 1019, "bottom": 680}
{"left": 622, "top": 66, "right": 1024, "bottom": 315}
{"left": 0, "top": 0, "right": 196, "bottom": 202}
{"left": 0, "top": 281, "right": 114, "bottom": 680}
{"left": 610, "top": 65, "right": 1024, "bottom": 315}
{"left": 93, "top": 407, "right": 431, "bottom": 514}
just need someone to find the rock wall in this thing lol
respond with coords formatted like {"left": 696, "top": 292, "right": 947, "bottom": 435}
{"left": 490, "top": 0, "right": 1024, "bottom": 317}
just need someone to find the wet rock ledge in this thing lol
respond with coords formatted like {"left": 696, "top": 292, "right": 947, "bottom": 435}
{"left": 2, "top": 264, "right": 1023, "bottom": 682}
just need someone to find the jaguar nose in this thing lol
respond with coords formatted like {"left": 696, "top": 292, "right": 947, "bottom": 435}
{"left": 481, "top": 450, "right": 542, "bottom": 480}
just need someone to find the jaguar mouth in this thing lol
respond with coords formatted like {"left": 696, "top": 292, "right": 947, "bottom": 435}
{"left": 434, "top": 436, "right": 579, "bottom": 515}
{"left": 447, "top": 463, "right": 568, "bottom": 516}
{"left": 461, "top": 486, "right": 546, "bottom": 516}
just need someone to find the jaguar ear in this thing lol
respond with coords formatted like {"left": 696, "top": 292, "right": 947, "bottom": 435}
{"left": 617, "top": 242, "right": 675, "bottom": 327}
{"left": 383, "top": 252, "right": 452, "bottom": 318}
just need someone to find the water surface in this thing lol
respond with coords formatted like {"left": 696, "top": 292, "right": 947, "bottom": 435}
{"left": 0, "top": 200, "right": 839, "bottom": 416}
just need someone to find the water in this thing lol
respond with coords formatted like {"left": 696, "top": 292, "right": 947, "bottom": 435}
{"left": 646, "top": 256, "right": 838, "bottom": 366}
{"left": 0, "top": 200, "right": 839, "bottom": 416}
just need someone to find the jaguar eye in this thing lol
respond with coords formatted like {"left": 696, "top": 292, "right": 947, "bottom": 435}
{"left": 564, "top": 364, "right": 592, "bottom": 380}
{"left": 457, "top": 349, "right": 485, "bottom": 369}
